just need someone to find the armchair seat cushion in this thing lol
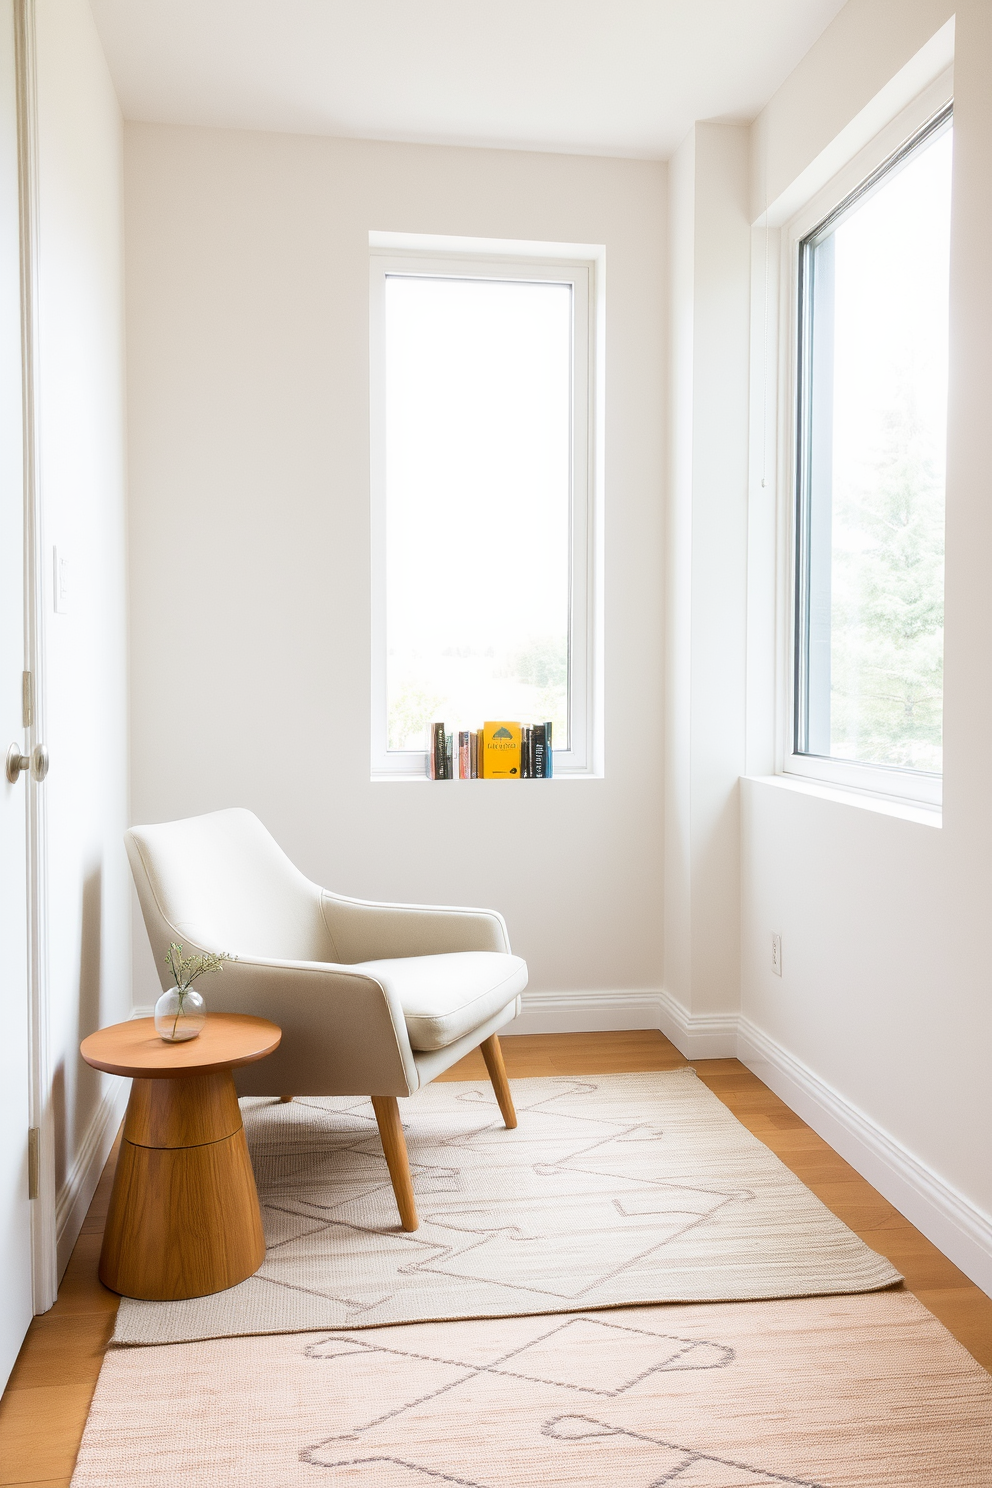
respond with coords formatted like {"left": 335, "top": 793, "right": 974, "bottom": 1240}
{"left": 351, "top": 951, "right": 527, "bottom": 1052}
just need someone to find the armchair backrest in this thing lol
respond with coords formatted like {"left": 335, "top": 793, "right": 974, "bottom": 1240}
{"left": 126, "top": 808, "right": 336, "bottom": 972}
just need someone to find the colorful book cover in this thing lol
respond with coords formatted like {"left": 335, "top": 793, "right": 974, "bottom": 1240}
{"left": 482, "top": 721, "right": 522, "bottom": 779}
{"left": 532, "top": 723, "right": 546, "bottom": 779}
{"left": 458, "top": 731, "right": 471, "bottom": 779}
{"left": 432, "top": 722, "right": 447, "bottom": 780}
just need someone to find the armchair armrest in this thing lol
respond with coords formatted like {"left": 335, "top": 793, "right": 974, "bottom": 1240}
{"left": 199, "top": 953, "right": 420, "bottom": 1098}
{"left": 319, "top": 891, "right": 511, "bottom": 963}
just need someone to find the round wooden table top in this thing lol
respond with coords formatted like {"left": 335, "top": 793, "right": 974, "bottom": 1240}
{"left": 80, "top": 1013, "right": 282, "bottom": 1079}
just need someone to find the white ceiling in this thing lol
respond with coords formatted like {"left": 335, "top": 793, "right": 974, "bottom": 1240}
{"left": 89, "top": 0, "right": 848, "bottom": 160}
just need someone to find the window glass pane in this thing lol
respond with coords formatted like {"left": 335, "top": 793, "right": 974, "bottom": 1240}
{"left": 385, "top": 274, "right": 572, "bottom": 751}
{"left": 802, "top": 122, "right": 951, "bottom": 772}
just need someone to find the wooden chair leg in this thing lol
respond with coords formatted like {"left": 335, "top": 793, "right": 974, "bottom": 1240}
{"left": 480, "top": 1034, "right": 517, "bottom": 1129}
{"left": 371, "top": 1095, "right": 419, "bottom": 1232}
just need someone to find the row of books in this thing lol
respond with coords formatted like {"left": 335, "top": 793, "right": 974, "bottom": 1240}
{"left": 427, "top": 721, "right": 554, "bottom": 779}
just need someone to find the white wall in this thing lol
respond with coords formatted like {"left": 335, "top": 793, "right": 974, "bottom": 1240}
{"left": 751, "top": 0, "right": 955, "bottom": 223}
{"left": 123, "top": 127, "right": 666, "bottom": 1016}
{"left": 664, "top": 122, "right": 751, "bottom": 1051}
{"left": 35, "top": 0, "right": 130, "bottom": 1276}
{"left": 740, "top": 0, "right": 992, "bottom": 1293}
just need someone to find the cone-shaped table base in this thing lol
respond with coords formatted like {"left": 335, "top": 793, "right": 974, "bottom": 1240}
{"left": 80, "top": 1015, "right": 281, "bottom": 1301}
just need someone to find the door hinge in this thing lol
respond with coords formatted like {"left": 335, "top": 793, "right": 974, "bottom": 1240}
{"left": 28, "top": 1127, "right": 40, "bottom": 1199}
{"left": 22, "top": 670, "right": 33, "bottom": 728}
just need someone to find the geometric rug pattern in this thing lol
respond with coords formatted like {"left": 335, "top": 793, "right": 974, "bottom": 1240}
{"left": 113, "top": 1071, "right": 899, "bottom": 1346}
{"left": 79, "top": 1292, "right": 992, "bottom": 1484}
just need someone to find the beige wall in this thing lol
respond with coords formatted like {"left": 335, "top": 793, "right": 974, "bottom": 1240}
{"left": 35, "top": 0, "right": 130, "bottom": 1274}
{"left": 751, "top": 0, "right": 954, "bottom": 222}
{"left": 664, "top": 121, "right": 751, "bottom": 1045}
{"left": 123, "top": 127, "right": 667, "bottom": 1013}
{"left": 741, "top": 0, "right": 992, "bottom": 1290}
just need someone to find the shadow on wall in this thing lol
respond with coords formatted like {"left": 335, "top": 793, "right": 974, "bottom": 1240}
{"left": 68, "top": 864, "right": 105, "bottom": 1193}
{"left": 50, "top": 1059, "right": 65, "bottom": 1196}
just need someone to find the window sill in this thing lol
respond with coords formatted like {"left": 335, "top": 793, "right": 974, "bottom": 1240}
{"left": 369, "top": 772, "right": 603, "bottom": 784}
{"left": 744, "top": 773, "right": 942, "bottom": 828}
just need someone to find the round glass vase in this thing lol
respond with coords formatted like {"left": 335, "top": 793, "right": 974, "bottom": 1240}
{"left": 154, "top": 986, "right": 206, "bottom": 1042}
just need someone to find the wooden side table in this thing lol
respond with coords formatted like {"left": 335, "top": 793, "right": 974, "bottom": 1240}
{"left": 81, "top": 1013, "right": 281, "bottom": 1301}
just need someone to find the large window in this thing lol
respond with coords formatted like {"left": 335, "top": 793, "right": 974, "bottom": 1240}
{"left": 792, "top": 105, "right": 952, "bottom": 800}
{"left": 370, "top": 245, "right": 597, "bottom": 776}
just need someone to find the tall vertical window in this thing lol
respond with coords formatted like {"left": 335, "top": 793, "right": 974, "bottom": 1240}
{"left": 370, "top": 246, "right": 597, "bottom": 776}
{"left": 794, "top": 107, "right": 952, "bottom": 795}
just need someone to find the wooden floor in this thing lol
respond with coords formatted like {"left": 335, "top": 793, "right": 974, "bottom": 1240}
{"left": 2, "top": 1030, "right": 990, "bottom": 1486}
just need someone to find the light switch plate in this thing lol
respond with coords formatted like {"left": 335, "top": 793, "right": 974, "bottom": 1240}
{"left": 53, "top": 545, "right": 69, "bottom": 613}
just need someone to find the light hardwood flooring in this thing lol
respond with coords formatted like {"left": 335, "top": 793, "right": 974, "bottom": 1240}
{"left": 1, "top": 1029, "right": 989, "bottom": 1486}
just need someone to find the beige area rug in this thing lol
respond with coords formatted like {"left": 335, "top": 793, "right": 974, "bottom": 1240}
{"left": 113, "top": 1070, "right": 899, "bottom": 1346}
{"left": 78, "top": 1293, "right": 991, "bottom": 1485}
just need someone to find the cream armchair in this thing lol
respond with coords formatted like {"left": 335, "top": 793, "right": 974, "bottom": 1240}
{"left": 125, "top": 807, "right": 526, "bottom": 1232}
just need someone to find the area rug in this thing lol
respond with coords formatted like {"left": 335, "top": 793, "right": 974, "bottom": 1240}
{"left": 81, "top": 1292, "right": 991, "bottom": 1485}
{"left": 113, "top": 1070, "right": 899, "bottom": 1346}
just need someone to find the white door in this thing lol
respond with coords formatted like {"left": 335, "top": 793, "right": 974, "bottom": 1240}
{"left": 0, "top": 0, "right": 34, "bottom": 1393}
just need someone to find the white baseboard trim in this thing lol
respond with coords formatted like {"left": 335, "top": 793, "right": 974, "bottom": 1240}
{"left": 510, "top": 988, "right": 739, "bottom": 1058}
{"left": 55, "top": 1077, "right": 129, "bottom": 1280}
{"left": 653, "top": 989, "right": 740, "bottom": 1060}
{"left": 737, "top": 1016, "right": 992, "bottom": 1299}
{"left": 511, "top": 988, "right": 668, "bottom": 1036}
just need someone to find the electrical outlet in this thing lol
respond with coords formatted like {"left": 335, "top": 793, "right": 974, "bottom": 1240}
{"left": 771, "top": 932, "right": 783, "bottom": 977}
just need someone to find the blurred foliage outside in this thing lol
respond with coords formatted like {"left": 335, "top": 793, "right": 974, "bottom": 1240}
{"left": 388, "top": 634, "right": 568, "bottom": 752}
{"left": 829, "top": 397, "right": 944, "bottom": 772}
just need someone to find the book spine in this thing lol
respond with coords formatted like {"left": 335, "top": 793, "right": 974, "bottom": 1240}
{"left": 470, "top": 731, "right": 479, "bottom": 779}
{"left": 544, "top": 721, "right": 553, "bottom": 777}
{"left": 458, "top": 731, "right": 470, "bottom": 780}
{"left": 432, "top": 722, "right": 445, "bottom": 780}
{"left": 532, "top": 724, "right": 546, "bottom": 779}
{"left": 445, "top": 733, "right": 453, "bottom": 780}
{"left": 427, "top": 723, "right": 435, "bottom": 778}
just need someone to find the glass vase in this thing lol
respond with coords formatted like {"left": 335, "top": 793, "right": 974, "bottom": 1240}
{"left": 154, "top": 986, "right": 206, "bottom": 1042}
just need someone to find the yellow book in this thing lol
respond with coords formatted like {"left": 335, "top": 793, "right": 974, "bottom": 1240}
{"left": 482, "top": 721, "right": 522, "bottom": 779}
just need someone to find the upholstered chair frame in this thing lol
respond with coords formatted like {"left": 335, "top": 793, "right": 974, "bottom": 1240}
{"left": 125, "top": 808, "right": 525, "bottom": 1230}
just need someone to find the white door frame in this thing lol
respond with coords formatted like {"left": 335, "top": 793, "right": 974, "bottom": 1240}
{"left": 14, "top": 0, "right": 55, "bottom": 1314}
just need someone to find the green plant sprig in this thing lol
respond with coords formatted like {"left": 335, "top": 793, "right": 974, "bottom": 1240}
{"left": 164, "top": 942, "right": 235, "bottom": 1039}
{"left": 166, "top": 941, "right": 234, "bottom": 993}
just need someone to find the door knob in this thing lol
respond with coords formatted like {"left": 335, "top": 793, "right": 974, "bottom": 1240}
{"left": 5, "top": 742, "right": 49, "bottom": 784}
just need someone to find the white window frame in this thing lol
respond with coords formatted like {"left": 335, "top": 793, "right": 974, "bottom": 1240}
{"left": 776, "top": 72, "right": 953, "bottom": 810}
{"left": 369, "top": 238, "right": 601, "bottom": 779}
